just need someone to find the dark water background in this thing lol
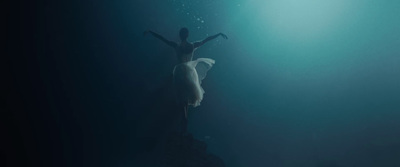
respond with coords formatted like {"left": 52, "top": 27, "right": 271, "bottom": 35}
{"left": 5, "top": 0, "right": 400, "bottom": 166}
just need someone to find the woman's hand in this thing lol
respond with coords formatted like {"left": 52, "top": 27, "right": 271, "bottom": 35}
{"left": 219, "top": 33, "right": 228, "bottom": 39}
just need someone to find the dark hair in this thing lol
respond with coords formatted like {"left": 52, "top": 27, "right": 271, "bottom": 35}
{"left": 179, "top": 27, "right": 189, "bottom": 40}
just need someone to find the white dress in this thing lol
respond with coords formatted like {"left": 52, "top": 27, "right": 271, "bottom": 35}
{"left": 173, "top": 51, "right": 215, "bottom": 107}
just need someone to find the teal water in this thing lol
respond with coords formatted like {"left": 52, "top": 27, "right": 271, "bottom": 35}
{"left": 134, "top": 0, "right": 400, "bottom": 166}
{"left": 6, "top": 0, "right": 399, "bottom": 166}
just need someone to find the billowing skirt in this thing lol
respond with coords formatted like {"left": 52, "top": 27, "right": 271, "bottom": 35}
{"left": 173, "top": 58, "right": 215, "bottom": 107}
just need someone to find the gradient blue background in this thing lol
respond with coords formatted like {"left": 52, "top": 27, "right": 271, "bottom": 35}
{"left": 5, "top": 0, "right": 400, "bottom": 166}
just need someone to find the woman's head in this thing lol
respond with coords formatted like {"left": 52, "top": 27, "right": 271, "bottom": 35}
{"left": 179, "top": 27, "right": 189, "bottom": 41}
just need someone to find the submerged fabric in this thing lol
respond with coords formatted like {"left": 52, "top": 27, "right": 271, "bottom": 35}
{"left": 173, "top": 58, "right": 215, "bottom": 107}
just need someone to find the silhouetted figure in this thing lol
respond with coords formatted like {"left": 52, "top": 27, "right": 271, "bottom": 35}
{"left": 144, "top": 28, "right": 227, "bottom": 133}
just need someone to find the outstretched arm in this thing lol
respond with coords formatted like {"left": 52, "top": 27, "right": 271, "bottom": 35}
{"left": 144, "top": 30, "right": 177, "bottom": 48}
{"left": 194, "top": 33, "right": 228, "bottom": 48}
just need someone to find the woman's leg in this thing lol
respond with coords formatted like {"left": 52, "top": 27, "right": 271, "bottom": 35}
{"left": 182, "top": 103, "right": 188, "bottom": 134}
{"left": 184, "top": 104, "right": 188, "bottom": 119}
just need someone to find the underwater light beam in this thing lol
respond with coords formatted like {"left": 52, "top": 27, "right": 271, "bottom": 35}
{"left": 254, "top": 0, "right": 350, "bottom": 41}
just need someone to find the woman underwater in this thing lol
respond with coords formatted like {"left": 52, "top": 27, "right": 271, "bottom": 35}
{"left": 144, "top": 28, "right": 228, "bottom": 131}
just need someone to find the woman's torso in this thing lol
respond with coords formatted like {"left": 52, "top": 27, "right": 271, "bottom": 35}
{"left": 176, "top": 42, "right": 194, "bottom": 63}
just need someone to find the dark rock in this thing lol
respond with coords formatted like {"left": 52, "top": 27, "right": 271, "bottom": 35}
{"left": 144, "top": 77, "right": 225, "bottom": 167}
